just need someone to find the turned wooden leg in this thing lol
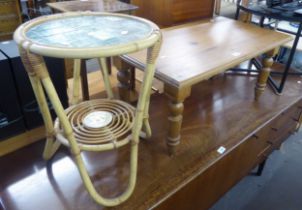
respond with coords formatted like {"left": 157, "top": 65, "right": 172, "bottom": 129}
{"left": 239, "top": 11, "right": 252, "bottom": 23}
{"left": 255, "top": 49, "right": 277, "bottom": 100}
{"left": 106, "top": 57, "right": 112, "bottom": 75}
{"left": 164, "top": 84, "right": 191, "bottom": 155}
{"left": 113, "top": 56, "right": 136, "bottom": 102}
{"left": 80, "top": 59, "right": 89, "bottom": 101}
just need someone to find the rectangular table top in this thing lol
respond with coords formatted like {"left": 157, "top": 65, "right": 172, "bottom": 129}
{"left": 122, "top": 17, "right": 292, "bottom": 88}
{"left": 47, "top": 0, "right": 138, "bottom": 13}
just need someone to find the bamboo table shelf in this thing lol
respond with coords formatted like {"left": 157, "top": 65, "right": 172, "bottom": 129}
{"left": 14, "top": 12, "right": 161, "bottom": 207}
{"left": 116, "top": 17, "right": 292, "bottom": 154}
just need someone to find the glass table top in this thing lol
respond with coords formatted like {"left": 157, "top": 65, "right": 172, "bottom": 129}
{"left": 26, "top": 15, "right": 153, "bottom": 48}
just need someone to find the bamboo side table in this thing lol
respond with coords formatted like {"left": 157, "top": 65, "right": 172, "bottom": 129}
{"left": 14, "top": 12, "right": 161, "bottom": 206}
{"left": 47, "top": 0, "right": 139, "bottom": 101}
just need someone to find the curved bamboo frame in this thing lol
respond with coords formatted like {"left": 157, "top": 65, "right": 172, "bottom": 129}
{"left": 15, "top": 12, "right": 162, "bottom": 207}
{"left": 14, "top": 11, "right": 160, "bottom": 59}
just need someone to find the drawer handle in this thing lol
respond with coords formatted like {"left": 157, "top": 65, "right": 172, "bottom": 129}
{"left": 266, "top": 140, "right": 273, "bottom": 145}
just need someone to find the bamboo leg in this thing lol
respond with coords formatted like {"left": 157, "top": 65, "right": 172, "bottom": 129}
{"left": 40, "top": 54, "right": 140, "bottom": 206}
{"left": 19, "top": 47, "right": 59, "bottom": 160}
{"left": 164, "top": 84, "right": 191, "bottom": 155}
{"left": 98, "top": 57, "right": 114, "bottom": 99}
{"left": 72, "top": 59, "right": 81, "bottom": 105}
{"left": 18, "top": 27, "right": 162, "bottom": 207}
{"left": 132, "top": 36, "right": 162, "bottom": 143}
{"left": 28, "top": 75, "right": 60, "bottom": 160}
{"left": 255, "top": 49, "right": 276, "bottom": 100}
{"left": 140, "top": 88, "right": 152, "bottom": 139}
{"left": 73, "top": 141, "right": 138, "bottom": 206}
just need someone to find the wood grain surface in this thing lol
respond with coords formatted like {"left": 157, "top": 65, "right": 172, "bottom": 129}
{"left": 124, "top": 17, "right": 292, "bottom": 88}
{"left": 47, "top": 0, "right": 138, "bottom": 13}
{"left": 131, "top": 0, "right": 214, "bottom": 27}
{"left": 1, "top": 74, "right": 302, "bottom": 210}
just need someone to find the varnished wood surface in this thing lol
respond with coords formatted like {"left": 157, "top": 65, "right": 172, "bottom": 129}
{"left": 47, "top": 0, "right": 138, "bottom": 13}
{"left": 123, "top": 17, "right": 292, "bottom": 88}
{"left": 131, "top": 0, "right": 214, "bottom": 27}
{"left": 1, "top": 74, "right": 302, "bottom": 210}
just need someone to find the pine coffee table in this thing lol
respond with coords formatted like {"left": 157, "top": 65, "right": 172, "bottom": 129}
{"left": 115, "top": 17, "right": 293, "bottom": 154}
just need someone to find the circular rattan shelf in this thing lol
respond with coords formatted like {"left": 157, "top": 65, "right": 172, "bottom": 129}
{"left": 55, "top": 99, "right": 135, "bottom": 150}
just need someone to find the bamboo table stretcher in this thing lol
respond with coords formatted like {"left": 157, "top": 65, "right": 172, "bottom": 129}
{"left": 117, "top": 17, "right": 292, "bottom": 154}
{"left": 14, "top": 12, "right": 161, "bottom": 206}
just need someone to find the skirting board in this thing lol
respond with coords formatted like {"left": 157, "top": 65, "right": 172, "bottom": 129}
{"left": 0, "top": 126, "right": 45, "bottom": 157}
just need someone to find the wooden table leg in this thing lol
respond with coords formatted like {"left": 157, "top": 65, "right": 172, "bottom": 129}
{"left": 80, "top": 59, "right": 89, "bottom": 101}
{"left": 164, "top": 84, "right": 191, "bottom": 155}
{"left": 113, "top": 57, "right": 136, "bottom": 102}
{"left": 106, "top": 57, "right": 112, "bottom": 75}
{"left": 255, "top": 49, "right": 277, "bottom": 100}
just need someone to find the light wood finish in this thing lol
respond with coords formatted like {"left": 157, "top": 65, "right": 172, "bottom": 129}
{"left": 124, "top": 17, "right": 291, "bottom": 88}
{"left": 15, "top": 12, "right": 162, "bottom": 206}
{"left": 118, "top": 17, "right": 292, "bottom": 153}
{"left": 282, "top": 34, "right": 302, "bottom": 52}
{"left": 0, "top": 126, "right": 45, "bottom": 156}
{"left": 131, "top": 0, "right": 214, "bottom": 27}
{"left": 255, "top": 49, "right": 277, "bottom": 100}
{"left": 164, "top": 84, "right": 191, "bottom": 155}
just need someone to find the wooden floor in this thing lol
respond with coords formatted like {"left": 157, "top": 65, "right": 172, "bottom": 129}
{"left": 1, "top": 72, "right": 302, "bottom": 210}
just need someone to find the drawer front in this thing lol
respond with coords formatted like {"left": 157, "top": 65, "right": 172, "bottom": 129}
{"left": 157, "top": 100, "right": 302, "bottom": 210}
{"left": 172, "top": 0, "right": 213, "bottom": 23}
{"left": 0, "top": 1, "right": 19, "bottom": 14}
{"left": 255, "top": 100, "right": 302, "bottom": 159}
{"left": 0, "top": 18, "right": 20, "bottom": 33}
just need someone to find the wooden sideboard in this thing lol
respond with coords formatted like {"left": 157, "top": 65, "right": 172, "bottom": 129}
{"left": 131, "top": 0, "right": 215, "bottom": 27}
{"left": 0, "top": 0, "right": 22, "bottom": 41}
{"left": 1, "top": 74, "right": 302, "bottom": 210}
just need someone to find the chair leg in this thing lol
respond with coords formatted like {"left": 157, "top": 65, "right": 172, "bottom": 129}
{"left": 98, "top": 57, "right": 114, "bottom": 99}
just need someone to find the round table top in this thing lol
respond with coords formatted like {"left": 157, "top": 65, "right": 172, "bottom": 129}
{"left": 238, "top": 0, "right": 302, "bottom": 22}
{"left": 14, "top": 12, "right": 160, "bottom": 58}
